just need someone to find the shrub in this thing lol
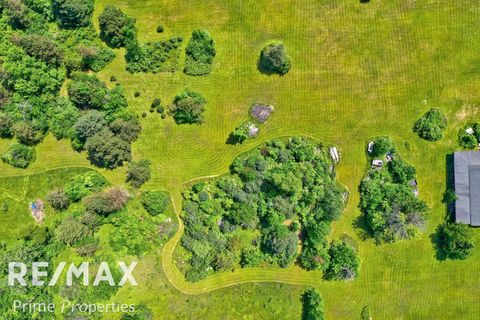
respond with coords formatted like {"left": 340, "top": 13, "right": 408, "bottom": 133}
{"left": 77, "top": 45, "right": 116, "bottom": 72}
{"left": 84, "top": 187, "right": 130, "bottom": 215}
{"left": 231, "top": 122, "right": 251, "bottom": 144}
{"left": 74, "top": 110, "right": 108, "bottom": 143}
{"left": 134, "top": 91, "right": 141, "bottom": 97}
{"left": 64, "top": 171, "right": 107, "bottom": 202}
{"left": 126, "top": 159, "right": 151, "bottom": 188}
{"left": 12, "top": 33, "right": 64, "bottom": 66}
{"left": 157, "top": 25, "right": 164, "bottom": 33}
{"left": 458, "top": 127, "right": 478, "bottom": 149}
{"left": 170, "top": 89, "right": 207, "bottom": 124}
{"left": 48, "top": 97, "right": 80, "bottom": 140}
{"left": 302, "top": 288, "right": 325, "bottom": 320}
{"left": 184, "top": 29, "right": 216, "bottom": 76}
{"left": 52, "top": 0, "right": 94, "bottom": 28}
{"left": 68, "top": 73, "right": 107, "bottom": 109}
{"left": 152, "top": 98, "right": 161, "bottom": 107}
{"left": 99, "top": 5, "right": 137, "bottom": 48}
{"left": 109, "top": 117, "right": 141, "bottom": 143}
{"left": 0, "top": 113, "right": 14, "bottom": 138}
{"left": 324, "top": 240, "right": 360, "bottom": 280}
{"left": 46, "top": 189, "right": 70, "bottom": 210}
{"left": 12, "top": 122, "right": 44, "bottom": 145}
{"left": 55, "top": 216, "right": 90, "bottom": 245}
{"left": 1, "top": 143, "right": 36, "bottom": 168}
{"left": 140, "top": 191, "right": 169, "bottom": 216}
{"left": 370, "top": 136, "right": 394, "bottom": 157}
{"left": 259, "top": 40, "right": 291, "bottom": 75}
{"left": 125, "top": 38, "right": 181, "bottom": 73}
{"left": 437, "top": 223, "right": 475, "bottom": 260}
{"left": 413, "top": 108, "right": 447, "bottom": 141}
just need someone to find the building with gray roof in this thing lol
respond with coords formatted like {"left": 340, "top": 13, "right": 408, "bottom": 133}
{"left": 454, "top": 151, "right": 480, "bottom": 226}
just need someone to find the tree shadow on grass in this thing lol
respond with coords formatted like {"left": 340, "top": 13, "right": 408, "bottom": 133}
{"left": 430, "top": 153, "right": 455, "bottom": 261}
{"left": 430, "top": 225, "right": 447, "bottom": 261}
{"left": 225, "top": 132, "right": 239, "bottom": 145}
{"left": 256, "top": 59, "right": 281, "bottom": 76}
{"left": 352, "top": 214, "right": 370, "bottom": 241}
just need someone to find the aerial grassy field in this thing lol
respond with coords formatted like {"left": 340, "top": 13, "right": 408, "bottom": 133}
{"left": 2, "top": 0, "right": 480, "bottom": 318}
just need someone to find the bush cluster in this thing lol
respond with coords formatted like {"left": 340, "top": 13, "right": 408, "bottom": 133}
{"left": 259, "top": 40, "right": 291, "bottom": 75}
{"left": 180, "top": 137, "right": 346, "bottom": 282}
{"left": 360, "top": 137, "right": 428, "bottom": 243}
{"left": 413, "top": 108, "right": 447, "bottom": 141}
{"left": 184, "top": 30, "right": 215, "bottom": 76}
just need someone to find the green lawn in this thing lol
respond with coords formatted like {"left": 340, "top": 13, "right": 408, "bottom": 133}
{"left": 1, "top": 0, "right": 480, "bottom": 318}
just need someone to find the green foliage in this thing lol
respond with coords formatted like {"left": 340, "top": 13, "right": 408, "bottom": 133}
{"left": 83, "top": 187, "right": 130, "bottom": 215}
{"left": 458, "top": 125, "right": 479, "bottom": 149}
{"left": 52, "top": 0, "right": 94, "bottom": 28}
{"left": 0, "top": 113, "right": 14, "bottom": 138}
{"left": 370, "top": 136, "right": 394, "bottom": 157}
{"left": 121, "top": 304, "right": 154, "bottom": 320}
{"left": 259, "top": 40, "right": 291, "bottom": 75}
{"left": 413, "top": 108, "right": 447, "bottom": 141}
{"left": 46, "top": 189, "right": 70, "bottom": 211}
{"left": 64, "top": 171, "right": 107, "bottom": 202}
{"left": 77, "top": 44, "right": 116, "bottom": 72}
{"left": 125, "top": 38, "right": 182, "bottom": 73}
{"left": 48, "top": 97, "right": 80, "bottom": 140}
{"left": 360, "top": 140, "right": 428, "bottom": 243}
{"left": 1, "top": 143, "right": 36, "bottom": 168}
{"left": 109, "top": 117, "right": 142, "bottom": 143}
{"left": 170, "top": 89, "right": 207, "bottom": 124}
{"left": 12, "top": 121, "right": 44, "bottom": 145}
{"left": 324, "top": 240, "right": 360, "bottom": 280}
{"left": 84, "top": 128, "right": 132, "bottom": 168}
{"left": 126, "top": 159, "right": 151, "bottom": 188}
{"left": 99, "top": 5, "right": 137, "bottom": 48}
{"left": 55, "top": 215, "right": 91, "bottom": 245}
{"left": 68, "top": 73, "right": 107, "bottom": 109}
{"left": 302, "top": 288, "right": 325, "bottom": 320}
{"left": 184, "top": 30, "right": 215, "bottom": 76}
{"left": 12, "top": 33, "right": 64, "bottom": 66}
{"left": 437, "top": 223, "right": 475, "bottom": 260}
{"left": 110, "top": 211, "right": 161, "bottom": 256}
{"left": 140, "top": 191, "right": 169, "bottom": 216}
{"left": 181, "top": 138, "right": 344, "bottom": 281}
{"left": 231, "top": 122, "right": 251, "bottom": 144}
{"left": 361, "top": 306, "right": 372, "bottom": 320}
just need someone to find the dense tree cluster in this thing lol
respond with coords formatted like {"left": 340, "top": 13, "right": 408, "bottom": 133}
{"left": 1, "top": 143, "right": 36, "bottom": 168}
{"left": 413, "top": 108, "right": 447, "bottom": 142}
{"left": 259, "top": 40, "right": 291, "bottom": 75}
{"left": 360, "top": 137, "right": 428, "bottom": 243}
{"left": 184, "top": 29, "right": 216, "bottom": 76}
{"left": 180, "top": 137, "right": 347, "bottom": 281}
{"left": 67, "top": 74, "right": 141, "bottom": 168}
{"left": 170, "top": 89, "right": 207, "bottom": 124}
{"left": 0, "top": 1, "right": 125, "bottom": 169}
{"left": 98, "top": 5, "right": 137, "bottom": 48}
{"left": 437, "top": 223, "right": 475, "bottom": 260}
{"left": 458, "top": 123, "right": 480, "bottom": 149}
{"left": 52, "top": 0, "right": 94, "bottom": 29}
{"left": 302, "top": 288, "right": 325, "bottom": 320}
{"left": 83, "top": 186, "right": 130, "bottom": 215}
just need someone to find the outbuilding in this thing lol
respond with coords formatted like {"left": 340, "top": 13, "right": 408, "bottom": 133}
{"left": 454, "top": 151, "right": 480, "bottom": 226}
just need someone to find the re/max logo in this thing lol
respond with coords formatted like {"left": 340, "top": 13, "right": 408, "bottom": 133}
{"left": 8, "top": 262, "right": 137, "bottom": 287}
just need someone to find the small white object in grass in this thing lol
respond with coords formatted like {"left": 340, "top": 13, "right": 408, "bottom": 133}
{"left": 367, "top": 141, "right": 374, "bottom": 153}
{"left": 466, "top": 127, "right": 474, "bottom": 135}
